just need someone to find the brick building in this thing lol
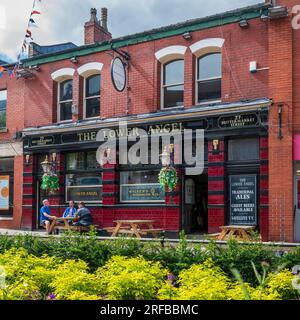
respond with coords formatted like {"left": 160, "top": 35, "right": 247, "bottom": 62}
{"left": 0, "top": 1, "right": 299, "bottom": 242}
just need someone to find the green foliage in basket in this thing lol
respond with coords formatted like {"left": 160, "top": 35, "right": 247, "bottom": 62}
{"left": 41, "top": 174, "right": 60, "bottom": 193}
{"left": 158, "top": 167, "right": 178, "bottom": 192}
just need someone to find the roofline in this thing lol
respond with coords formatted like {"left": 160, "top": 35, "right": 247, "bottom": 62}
{"left": 21, "top": 2, "right": 269, "bottom": 68}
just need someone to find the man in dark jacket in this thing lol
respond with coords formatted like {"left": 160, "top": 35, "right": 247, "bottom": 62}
{"left": 73, "top": 202, "right": 93, "bottom": 226}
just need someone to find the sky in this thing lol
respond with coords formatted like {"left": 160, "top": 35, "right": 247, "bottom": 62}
{"left": 0, "top": 0, "right": 260, "bottom": 62}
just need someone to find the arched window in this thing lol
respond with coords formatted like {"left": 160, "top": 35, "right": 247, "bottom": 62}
{"left": 162, "top": 59, "right": 184, "bottom": 109}
{"left": 197, "top": 53, "right": 222, "bottom": 104}
{"left": 58, "top": 79, "right": 73, "bottom": 122}
{"left": 84, "top": 74, "right": 101, "bottom": 118}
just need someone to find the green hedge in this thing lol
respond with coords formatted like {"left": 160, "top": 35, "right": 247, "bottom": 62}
{"left": 0, "top": 231, "right": 299, "bottom": 287}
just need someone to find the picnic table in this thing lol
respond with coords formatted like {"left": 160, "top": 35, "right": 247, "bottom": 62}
{"left": 216, "top": 225, "right": 256, "bottom": 241}
{"left": 104, "top": 220, "right": 164, "bottom": 238}
{"left": 49, "top": 217, "right": 92, "bottom": 234}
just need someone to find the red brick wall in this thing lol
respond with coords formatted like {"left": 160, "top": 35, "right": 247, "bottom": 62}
{"left": 268, "top": 15, "right": 294, "bottom": 242}
{"left": 20, "top": 17, "right": 268, "bottom": 127}
{"left": 0, "top": 75, "right": 24, "bottom": 229}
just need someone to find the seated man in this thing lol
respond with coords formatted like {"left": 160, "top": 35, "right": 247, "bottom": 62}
{"left": 63, "top": 200, "right": 77, "bottom": 219}
{"left": 73, "top": 202, "right": 93, "bottom": 227}
{"left": 40, "top": 199, "right": 57, "bottom": 234}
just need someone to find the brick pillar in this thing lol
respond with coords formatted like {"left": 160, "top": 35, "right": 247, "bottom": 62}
{"left": 184, "top": 48, "right": 195, "bottom": 108}
{"left": 21, "top": 154, "right": 36, "bottom": 230}
{"left": 102, "top": 151, "right": 118, "bottom": 206}
{"left": 207, "top": 140, "right": 225, "bottom": 233}
{"left": 268, "top": 17, "right": 294, "bottom": 242}
{"left": 72, "top": 72, "right": 82, "bottom": 122}
{"left": 260, "top": 137, "right": 269, "bottom": 241}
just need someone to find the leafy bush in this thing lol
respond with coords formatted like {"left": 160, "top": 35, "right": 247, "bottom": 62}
{"left": 96, "top": 256, "right": 167, "bottom": 300}
{"left": 266, "top": 270, "right": 300, "bottom": 300}
{"left": 206, "top": 240, "right": 279, "bottom": 285}
{"left": 51, "top": 260, "right": 101, "bottom": 300}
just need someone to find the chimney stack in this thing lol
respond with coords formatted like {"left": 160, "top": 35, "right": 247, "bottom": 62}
{"left": 84, "top": 7, "right": 112, "bottom": 45}
{"left": 101, "top": 8, "right": 108, "bottom": 31}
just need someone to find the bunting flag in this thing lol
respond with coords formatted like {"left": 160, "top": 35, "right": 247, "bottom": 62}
{"left": 31, "top": 10, "right": 41, "bottom": 16}
{"left": 29, "top": 18, "right": 38, "bottom": 28}
{"left": 1, "top": 0, "right": 43, "bottom": 78}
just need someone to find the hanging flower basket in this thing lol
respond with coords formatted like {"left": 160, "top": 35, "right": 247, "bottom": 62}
{"left": 158, "top": 167, "right": 178, "bottom": 192}
{"left": 41, "top": 173, "right": 60, "bottom": 194}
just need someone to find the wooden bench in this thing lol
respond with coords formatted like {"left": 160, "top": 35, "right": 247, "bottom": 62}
{"left": 54, "top": 224, "right": 96, "bottom": 234}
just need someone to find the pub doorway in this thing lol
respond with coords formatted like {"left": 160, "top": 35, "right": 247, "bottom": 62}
{"left": 182, "top": 174, "right": 208, "bottom": 234}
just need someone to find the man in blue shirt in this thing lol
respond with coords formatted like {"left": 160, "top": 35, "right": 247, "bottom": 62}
{"left": 40, "top": 199, "right": 56, "bottom": 234}
{"left": 63, "top": 200, "right": 77, "bottom": 218}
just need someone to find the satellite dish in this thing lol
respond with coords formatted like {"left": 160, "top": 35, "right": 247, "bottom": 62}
{"left": 111, "top": 57, "right": 127, "bottom": 92}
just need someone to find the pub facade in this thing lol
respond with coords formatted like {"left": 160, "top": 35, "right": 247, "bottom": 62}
{"left": 1, "top": 1, "right": 300, "bottom": 242}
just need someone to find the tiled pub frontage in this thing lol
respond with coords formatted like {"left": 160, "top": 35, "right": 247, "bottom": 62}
{"left": 21, "top": 100, "right": 270, "bottom": 240}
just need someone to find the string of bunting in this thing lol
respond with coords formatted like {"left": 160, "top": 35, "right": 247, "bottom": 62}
{"left": 0, "top": 0, "right": 42, "bottom": 79}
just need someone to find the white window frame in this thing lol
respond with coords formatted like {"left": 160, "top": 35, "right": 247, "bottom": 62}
{"left": 161, "top": 59, "right": 185, "bottom": 110}
{"left": 196, "top": 53, "right": 222, "bottom": 106}
{"left": 57, "top": 79, "right": 73, "bottom": 123}
{"left": 0, "top": 89, "right": 7, "bottom": 129}
{"left": 83, "top": 74, "right": 101, "bottom": 120}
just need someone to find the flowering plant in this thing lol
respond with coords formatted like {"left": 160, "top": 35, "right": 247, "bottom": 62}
{"left": 158, "top": 167, "right": 178, "bottom": 192}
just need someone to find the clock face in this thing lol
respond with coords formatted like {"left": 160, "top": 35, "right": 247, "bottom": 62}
{"left": 111, "top": 57, "right": 126, "bottom": 92}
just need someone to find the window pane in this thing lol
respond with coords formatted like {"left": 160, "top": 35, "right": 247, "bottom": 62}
{"left": 164, "top": 85, "right": 184, "bottom": 108}
{"left": 66, "top": 173, "right": 102, "bottom": 186}
{"left": 228, "top": 138, "right": 259, "bottom": 161}
{"left": 0, "top": 158, "right": 13, "bottom": 172}
{"left": 120, "top": 170, "right": 165, "bottom": 203}
{"left": 86, "top": 151, "right": 101, "bottom": 170}
{"left": 60, "top": 80, "right": 72, "bottom": 101}
{"left": 164, "top": 60, "right": 184, "bottom": 85}
{"left": 198, "top": 53, "right": 222, "bottom": 80}
{"left": 60, "top": 102, "right": 72, "bottom": 121}
{"left": 86, "top": 97, "right": 100, "bottom": 118}
{"left": 86, "top": 75, "right": 100, "bottom": 97}
{"left": 0, "top": 90, "right": 7, "bottom": 128}
{"left": 66, "top": 173, "right": 102, "bottom": 203}
{"left": 198, "top": 78, "right": 221, "bottom": 103}
{"left": 66, "top": 152, "right": 85, "bottom": 171}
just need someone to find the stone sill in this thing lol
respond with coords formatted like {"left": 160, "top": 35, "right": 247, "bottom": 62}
{"left": 0, "top": 128, "right": 8, "bottom": 133}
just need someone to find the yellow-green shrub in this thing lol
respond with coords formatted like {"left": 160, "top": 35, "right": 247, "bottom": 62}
{"left": 266, "top": 270, "right": 299, "bottom": 300}
{"left": 0, "top": 248, "right": 59, "bottom": 299}
{"left": 160, "top": 259, "right": 231, "bottom": 300}
{"left": 50, "top": 260, "right": 102, "bottom": 300}
{"left": 96, "top": 256, "right": 168, "bottom": 300}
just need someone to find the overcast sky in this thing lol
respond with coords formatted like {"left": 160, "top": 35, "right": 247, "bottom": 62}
{"left": 0, "top": 0, "right": 260, "bottom": 62}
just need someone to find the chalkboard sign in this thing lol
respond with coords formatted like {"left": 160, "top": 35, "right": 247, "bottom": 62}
{"left": 229, "top": 175, "right": 257, "bottom": 226}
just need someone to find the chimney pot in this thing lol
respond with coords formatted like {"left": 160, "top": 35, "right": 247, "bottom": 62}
{"left": 90, "top": 8, "right": 98, "bottom": 23}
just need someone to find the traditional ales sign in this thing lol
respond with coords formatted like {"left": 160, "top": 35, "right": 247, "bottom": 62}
{"left": 229, "top": 175, "right": 257, "bottom": 226}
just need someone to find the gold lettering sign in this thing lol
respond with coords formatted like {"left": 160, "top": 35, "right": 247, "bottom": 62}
{"left": 76, "top": 123, "right": 183, "bottom": 142}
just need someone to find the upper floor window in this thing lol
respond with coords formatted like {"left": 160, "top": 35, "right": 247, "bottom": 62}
{"left": 0, "top": 89, "right": 7, "bottom": 128}
{"left": 58, "top": 79, "right": 73, "bottom": 122}
{"left": 162, "top": 59, "right": 184, "bottom": 109}
{"left": 197, "top": 53, "right": 222, "bottom": 104}
{"left": 84, "top": 74, "right": 101, "bottom": 119}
